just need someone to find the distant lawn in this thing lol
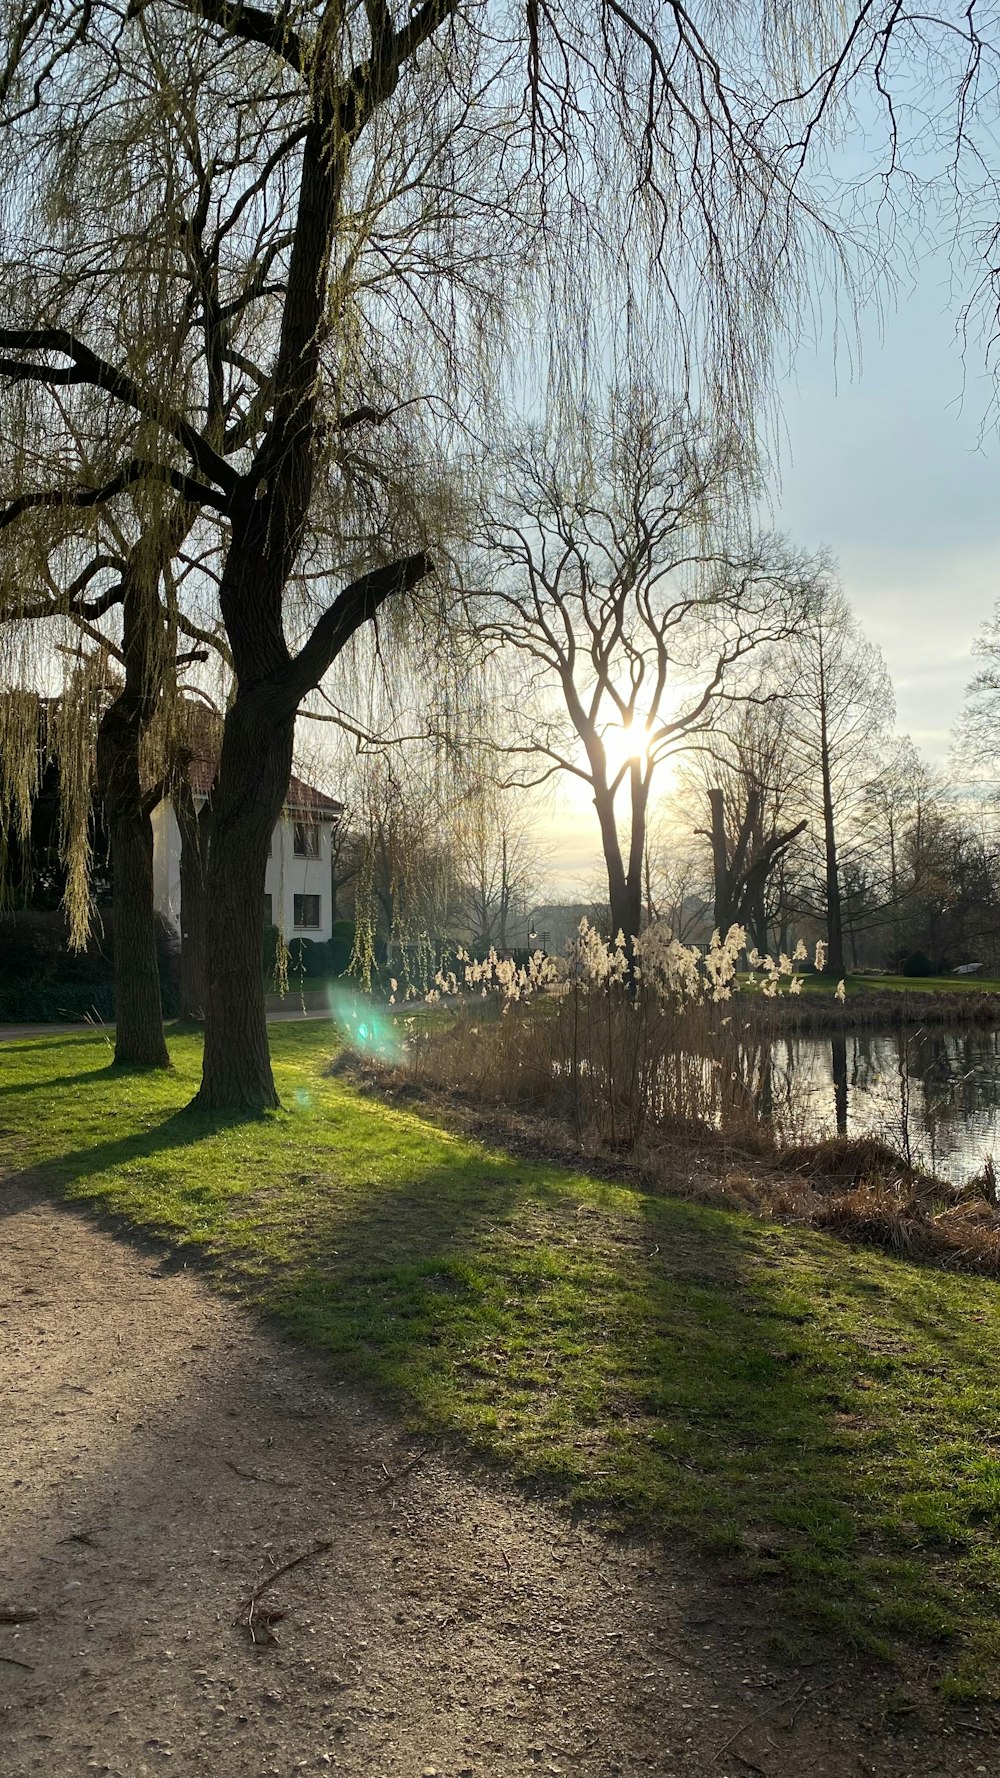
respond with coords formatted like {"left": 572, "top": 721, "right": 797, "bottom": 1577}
{"left": 799, "top": 972, "right": 1000, "bottom": 996}
{"left": 5, "top": 1022, "right": 1000, "bottom": 1698}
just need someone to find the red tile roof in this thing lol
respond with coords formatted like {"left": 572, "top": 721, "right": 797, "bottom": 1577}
{"left": 181, "top": 704, "right": 341, "bottom": 818}
{"left": 285, "top": 775, "right": 343, "bottom": 817}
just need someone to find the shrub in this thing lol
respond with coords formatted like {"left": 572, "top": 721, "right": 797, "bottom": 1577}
{"left": 0, "top": 909, "right": 178, "bottom": 1020}
{"left": 287, "top": 937, "right": 335, "bottom": 979}
{"left": 901, "top": 950, "right": 935, "bottom": 978}
{"left": 0, "top": 910, "right": 114, "bottom": 983}
{"left": 329, "top": 920, "right": 355, "bottom": 974}
{"left": 262, "top": 922, "right": 356, "bottom": 983}
{"left": 0, "top": 981, "right": 117, "bottom": 1023}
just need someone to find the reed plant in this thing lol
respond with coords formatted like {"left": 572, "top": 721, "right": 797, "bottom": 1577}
{"left": 404, "top": 921, "right": 818, "bottom": 1150}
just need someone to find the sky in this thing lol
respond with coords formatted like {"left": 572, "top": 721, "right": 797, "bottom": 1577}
{"left": 774, "top": 257, "right": 1000, "bottom": 765}
{"left": 543, "top": 246, "right": 1000, "bottom": 899}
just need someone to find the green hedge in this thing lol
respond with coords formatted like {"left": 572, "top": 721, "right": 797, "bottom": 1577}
{"left": 263, "top": 922, "right": 355, "bottom": 983}
{"left": 0, "top": 982, "right": 117, "bottom": 1022}
{"left": 0, "top": 977, "right": 179, "bottom": 1024}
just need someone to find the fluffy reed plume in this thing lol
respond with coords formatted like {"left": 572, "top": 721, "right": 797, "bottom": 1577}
{"left": 386, "top": 920, "right": 811, "bottom": 1146}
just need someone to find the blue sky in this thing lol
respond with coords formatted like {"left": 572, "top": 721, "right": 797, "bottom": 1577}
{"left": 545, "top": 248, "right": 1000, "bottom": 894}
{"left": 774, "top": 251, "right": 1000, "bottom": 764}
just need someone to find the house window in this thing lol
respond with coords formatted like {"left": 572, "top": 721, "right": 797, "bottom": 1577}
{"left": 294, "top": 893, "right": 321, "bottom": 929}
{"left": 263, "top": 894, "right": 273, "bottom": 926}
{"left": 293, "top": 820, "right": 320, "bottom": 858}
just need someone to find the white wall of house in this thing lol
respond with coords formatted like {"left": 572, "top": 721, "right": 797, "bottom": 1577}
{"left": 151, "top": 800, "right": 335, "bottom": 943}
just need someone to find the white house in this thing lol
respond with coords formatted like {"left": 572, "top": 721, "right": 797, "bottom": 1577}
{"left": 151, "top": 772, "right": 343, "bottom": 944}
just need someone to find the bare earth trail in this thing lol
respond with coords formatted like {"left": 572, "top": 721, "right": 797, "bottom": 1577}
{"left": 2, "top": 1180, "right": 997, "bottom": 1778}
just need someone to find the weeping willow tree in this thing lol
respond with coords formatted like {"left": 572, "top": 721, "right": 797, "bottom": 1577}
{"left": 0, "top": 0, "right": 861, "bottom": 1108}
{"left": 0, "top": 469, "right": 229, "bottom": 1062}
{"left": 0, "top": 652, "right": 112, "bottom": 944}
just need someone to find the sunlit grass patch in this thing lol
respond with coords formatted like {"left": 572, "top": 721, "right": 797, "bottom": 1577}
{"left": 5, "top": 1021, "right": 1000, "bottom": 1699}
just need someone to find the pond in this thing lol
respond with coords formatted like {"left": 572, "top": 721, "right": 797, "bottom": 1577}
{"left": 763, "top": 1023, "right": 1000, "bottom": 1186}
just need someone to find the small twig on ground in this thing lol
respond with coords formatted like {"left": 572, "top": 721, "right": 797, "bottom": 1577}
{"left": 368, "top": 1452, "right": 426, "bottom": 1496}
{"left": 733, "top": 1754, "right": 770, "bottom": 1777}
{"left": 787, "top": 1679, "right": 816, "bottom": 1725}
{"left": 0, "top": 1654, "right": 35, "bottom": 1670}
{"left": 224, "top": 1458, "right": 297, "bottom": 1488}
{"left": 713, "top": 1679, "right": 805, "bottom": 1763}
{"left": 235, "top": 1540, "right": 333, "bottom": 1646}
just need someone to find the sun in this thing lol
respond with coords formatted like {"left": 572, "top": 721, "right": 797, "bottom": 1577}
{"left": 601, "top": 719, "right": 654, "bottom": 782}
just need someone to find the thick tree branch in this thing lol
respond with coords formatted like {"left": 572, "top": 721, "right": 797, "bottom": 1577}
{"left": 126, "top": 0, "right": 308, "bottom": 71}
{"left": 0, "top": 460, "right": 230, "bottom": 531}
{"left": 281, "top": 551, "right": 432, "bottom": 709}
{"left": 12, "top": 577, "right": 125, "bottom": 624}
{"left": 0, "top": 329, "right": 239, "bottom": 495}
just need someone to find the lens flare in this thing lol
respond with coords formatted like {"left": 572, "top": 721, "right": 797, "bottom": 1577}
{"left": 326, "top": 984, "right": 402, "bottom": 1064}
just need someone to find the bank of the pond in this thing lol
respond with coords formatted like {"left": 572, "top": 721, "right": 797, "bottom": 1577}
{"left": 744, "top": 983, "right": 1000, "bottom": 1029}
{"left": 5, "top": 1022, "right": 1000, "bottom": 1702}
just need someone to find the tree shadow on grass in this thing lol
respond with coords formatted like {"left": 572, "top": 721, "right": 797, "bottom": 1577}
{"left": 0, "top": 1103, "right": 268, "bottom": 1236}
{"left": 210, "top": 1155, "right": 992, "bottom": 1688}
{"left": 0, "top": 1062, "right": 146, "bottom": 1100}
{"left": 3, "top": 1060, "right": 993, "bottom": 1694}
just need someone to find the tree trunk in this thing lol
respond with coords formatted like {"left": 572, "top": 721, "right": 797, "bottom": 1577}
{"left": 93, "top": 516, "right": 190, "bottom": 1070}
{"left": 96, "top": 699, "right": 170, "bottom": 1069}
{"left": 708, "top": 787, "right": 732, "bottom": 935}
{"left": 193, "top": 693, "right": 294, "bottom": 1111}
{"left": 748, "top": 891, "right": 769, "bottom": 958}
{"left": 819, "top": 718, "right": 845, "bottom": 976}
{"left": 175, "top": 777, "right": 210, "bottom": 1022}
{"left": 191, "top": 524, "right": 431, "bottom": 1110}
{"left": 108, "top": 811, "right": 170, "bottom": 1067}
{"left": 593, "top": 781, "right": 643, "bottom": 953}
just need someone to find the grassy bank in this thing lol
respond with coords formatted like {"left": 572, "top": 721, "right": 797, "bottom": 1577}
{"left": 801, "top": 972, "right": 1000, "bottom": 995}
{"left": 5, "top": 1023, "right": 1000, "bottom": 1698}
{"left": 742, "top": 976, "right": 1000, "bottom": 1029}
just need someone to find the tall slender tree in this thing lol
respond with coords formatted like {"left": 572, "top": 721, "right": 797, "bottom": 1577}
{"left": 783, "top": 583, "right": 894, "bottom": 976}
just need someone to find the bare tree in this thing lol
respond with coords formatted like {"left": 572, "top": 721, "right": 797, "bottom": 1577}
{"left": 457, "top": 789, "right": 545, "bottom": 953}
{"left": 470, "top": 396, "right": 818, "bottom": 950}
{"left": 783, "top": 583, "right": 895, "bottom": 976}
{"left": 349, "top": 746, "right": 463, "bottom": 985}
{"left": 955, "top": 601, "right": 1000, "bottom": 777}
{"left": 682, "top": 691, "right": 807, "bottom": 951}
{"left": 641, "top": 799, "right": 714, "bottom": 941}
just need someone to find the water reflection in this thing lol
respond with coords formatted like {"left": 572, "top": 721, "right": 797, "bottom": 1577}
{"left": 777, "top": 1023, "right": 1000, "bottom": 1184}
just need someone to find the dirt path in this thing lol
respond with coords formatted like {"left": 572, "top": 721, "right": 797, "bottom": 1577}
{"left": 1, "top": 1180, "right": 996, "bottom": 1778}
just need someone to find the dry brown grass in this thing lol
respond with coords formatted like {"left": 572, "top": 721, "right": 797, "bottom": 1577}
{"left": 404, "top": 990, "right": 801, "bottom": 1151}
{"left": 812, "top": 1185, "right": 1000, "bottom": 1275}
{"left": 749, "top": 989, "right": 1000, "bottom": 1030}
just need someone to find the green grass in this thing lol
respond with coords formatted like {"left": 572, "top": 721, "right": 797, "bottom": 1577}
{"left": 5, "top": 1023, "right": 1000, "bottom": 1698}
{"left": 798, "top": 972, "right": 1000, "bottom": 996}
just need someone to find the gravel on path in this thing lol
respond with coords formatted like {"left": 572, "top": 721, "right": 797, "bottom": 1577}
{"left": 1, "top": 1177, "right": 996, "bottom": 1778}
